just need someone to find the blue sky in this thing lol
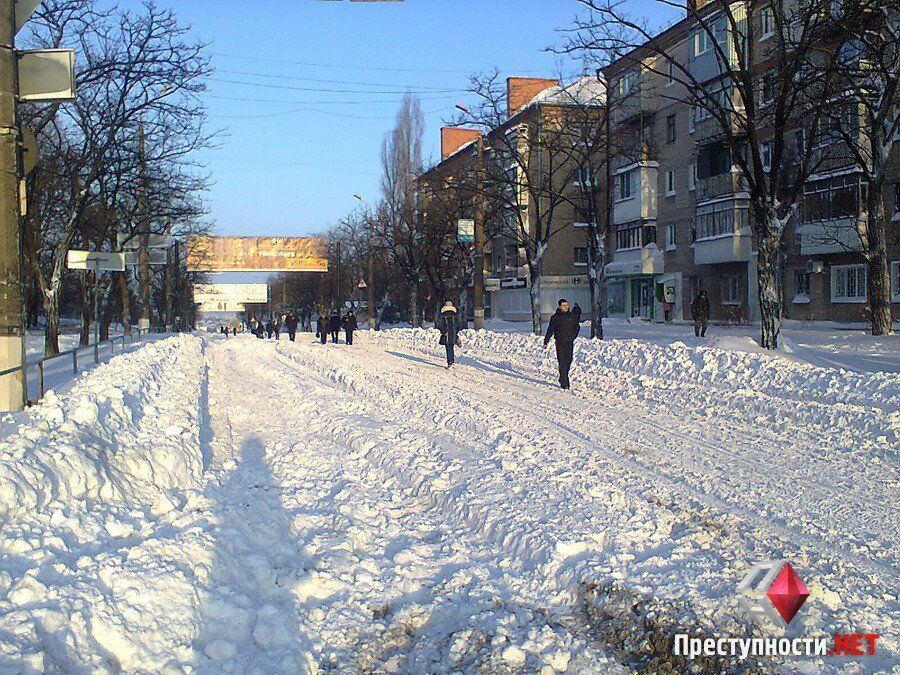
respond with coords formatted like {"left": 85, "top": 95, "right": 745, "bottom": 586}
{"left": 124, "top": 0, "right": 679, "bottom": 237}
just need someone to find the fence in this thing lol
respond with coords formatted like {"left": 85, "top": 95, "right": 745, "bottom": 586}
{"left": 0, "top": 328, "right": 148, "bottom": 403}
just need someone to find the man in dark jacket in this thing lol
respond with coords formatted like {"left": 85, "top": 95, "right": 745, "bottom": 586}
{"left": 342, "top": 310, "right": 358, "bottom": 345}
{"left": 572, "top": 303, "right": 583, "bottom": 323}
{"left": 285, "top": 312, "right": 299, "bottom": 342}
{"left": 690, "top": 291, "right": 711, "bottom": 337}
{"left": 328, "top": 311, "right": 342, "bottom": 343}
{"left": 543, "top": 298, "right": 580, "bottom": 389}
{"left": 316, "top": 313, "right": 328, "bottom": 344}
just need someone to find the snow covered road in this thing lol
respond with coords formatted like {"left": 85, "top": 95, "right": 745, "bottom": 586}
{"left": 0, "top": 330, "right": 896, "bottom": 672}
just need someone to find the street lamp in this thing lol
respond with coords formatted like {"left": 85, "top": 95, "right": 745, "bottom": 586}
{"left": 353, "top": 194, "right": 377, "bottom": 330}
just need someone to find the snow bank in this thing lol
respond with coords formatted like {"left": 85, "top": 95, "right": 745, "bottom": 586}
{"left": 382, "top": 327, "right": 900, "bottom": 411}
{"left": 0, "top": 334, "right": 207, "bottom": 517}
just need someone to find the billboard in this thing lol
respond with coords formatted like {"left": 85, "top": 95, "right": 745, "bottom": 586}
{"left": 198, "top": 301, "right": 245, "bottom": 313}
{"left": 186, "top": 236, "right": 328, "bottom": 273}
{"left": 193, "top": 283, "right": 268, "bottom": 305}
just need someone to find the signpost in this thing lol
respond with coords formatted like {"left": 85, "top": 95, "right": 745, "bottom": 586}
{"left": 457, "top": 218, "right": 474, "bottom": 243}
{"left": 67, "top": 251, "right": 126, "bottom": 362}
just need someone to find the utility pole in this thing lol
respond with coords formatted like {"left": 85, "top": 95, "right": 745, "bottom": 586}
{"left": 138, "top": 122, "right": 150, "bottom": 332}
{"left": 473, "top": 134, "right": 486, "bottom": 330}
{"left": 0, "top": 0, "right": 24, "bottom": 411}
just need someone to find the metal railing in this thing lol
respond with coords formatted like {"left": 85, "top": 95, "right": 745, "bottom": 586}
{"left": 0, "top": 328, "right": 148, "bottom": 403}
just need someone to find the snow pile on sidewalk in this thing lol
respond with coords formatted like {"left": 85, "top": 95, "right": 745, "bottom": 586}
{"left": 385, "top": 327, "right": 899, "bottom": 411}
{"left": 0, "top": 335, "right": 206, "bottom": 517}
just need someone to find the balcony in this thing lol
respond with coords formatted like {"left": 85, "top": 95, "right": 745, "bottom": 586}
{"left": 692, "top": 198, "right": 754, "bottom": 265}
{"left": 695, "top": 169, "right": 748, "bottom": 201}
{"left": 605, "top": 243, "right": 664, "bottom": 277}
{"left": 693, "top": 110, "right": 744, "bottom": 143}
{"left": 612, "top": 163, "right": 658, "bottom": 225}
{"left": 611, "top": 84, "right": 658, "bottom": 126}
{"left": 797, "top": 218, "right": 864, "bottom": 256}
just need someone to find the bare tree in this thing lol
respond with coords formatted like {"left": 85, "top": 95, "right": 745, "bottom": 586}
{"left": 568, "top": 0, "right": 840, "bottom": 348}
{"left": 815, "top": 0, "right": 898, "bottom": 335}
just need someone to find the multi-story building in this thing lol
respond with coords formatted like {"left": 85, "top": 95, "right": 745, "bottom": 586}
{"left": 603, "top": 0, "right": 899, "bottom": 325}
{"left": 420, "top": 76, "right": 605, "bottom": 323}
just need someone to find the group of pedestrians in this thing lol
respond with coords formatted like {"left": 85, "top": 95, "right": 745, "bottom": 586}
{"left": 316, "top": 310, "right": 358, "bottom": 345}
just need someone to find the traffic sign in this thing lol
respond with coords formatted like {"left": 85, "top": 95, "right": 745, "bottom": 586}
{"left": 67, "top": 250, "right": 126, "bottom": 272}
{"left": 17, "top": 49, "right": 76, "bottom": 103}
{"left": 15, "top": 0, "right": 42, "bottom": 35}
{"left": 125, "top": 249, "right": 167, "bottom": 267}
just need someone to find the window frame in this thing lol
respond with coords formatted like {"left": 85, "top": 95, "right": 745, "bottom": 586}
{"left": 573, "top": 247, "right": 589, "bottom": 267}
{"left": 721, "top": 275, "right": 741, "bottom": 306}
{"left": 666, "top": 169, "right": 677, "bottom": 197}
{"left": 760, "top": 6, "right": 774, "bottom": 40}
{"left": 830, "top": 264, "right": 867, "bottom": 303}
{"left": 666, "top": 224, "right": 677, "bottom": 250}
{"left": 891, "top": 261, "right": 900, "bottom": 303}
{"left": 666, "top": 113, "right": 677, "bottom": 143}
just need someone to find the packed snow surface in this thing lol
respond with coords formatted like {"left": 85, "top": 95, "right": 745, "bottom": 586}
{"left": 0, "top": 328, "right": 896, "bottom": 672}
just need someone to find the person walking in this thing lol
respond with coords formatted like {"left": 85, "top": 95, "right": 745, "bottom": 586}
{"left": 303, "top": 307, "right": 313, "bottom": 332}
{"left": 690, "top": 290, "right": 711, "bottom": 338}
{"left": 437, "top": 301, "right": 459, "bottom": 368}
{"left": 285, "top": 312, "right": 299, "bottom": 342}
{"left": 316, "top": 312, "right": 328, "bottom": 344}
{"left": 343, "top": 310, "right": 358, "bottom": 346}
{"left": 543, "top": 298, "right": 580, "bottom": 389}
{"left": 265, "top": 319, "right": 274, "bottom": 339}
{"left": 329, "top": 310, "right": 342, "bottom": 344}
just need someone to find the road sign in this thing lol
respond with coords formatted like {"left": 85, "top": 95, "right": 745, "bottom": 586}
{"left": 198, "top": 301, "right": 245, "bottom": 313}
{"left": 118, "top": 232, "right": 170, "bottom": 251}
{"left": 20, "top": 124, "right": 38, "bottom": 175}
{"left": 457, "top": 219, "right": 475, "bottom": 243}
{"left": 124, "top": 249, "right": 167, "bottom": 267}
{"left": 17, "top": 49, "right": 76, "bottom": 103}
{"left": 193, "top": 283, "right": 268, "bottom": 305}
{"left": 15, "top": 0, "right": 42, "bottom": 35}
{"left": 67, "top": 250, "right": 126, "bottom": 272}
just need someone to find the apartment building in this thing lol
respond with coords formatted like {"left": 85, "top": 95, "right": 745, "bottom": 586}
{"left": 420, "top": 76, "right": 605, "bottom": 322}
{"left": 603, "top": 0, "right": 899, "bottom": 325}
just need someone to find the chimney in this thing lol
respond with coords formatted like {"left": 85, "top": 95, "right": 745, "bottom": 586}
{"left": 441, "top": 127, "right": 481, "bottom": 160}
{"left": 506, "top": 77, "right": 560, "bottom": 116}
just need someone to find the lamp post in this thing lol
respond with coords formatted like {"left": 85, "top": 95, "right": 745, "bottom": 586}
{"left": 454, "top": 104, "right": 486, "bottom": 330}
{"left": 353, "top": 194, "right": 377, "bottom": 330}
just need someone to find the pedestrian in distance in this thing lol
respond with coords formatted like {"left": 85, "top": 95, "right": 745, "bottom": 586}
{"left": 303, "top": 308, "right": 313, "bottom": 332}
{"left": 543, "top": 298, "right": 580, "bottom": 390}
{"left": 285, "top": 312, "right": 299, "bottom": 342}
{"left": 690, "top": 290, "right": 711, "bottom": 338}
{"left": 342, "top": 310, "right": 358, "bottom": 346}
{"left": 265, "top": 319, "right": 275, "bottom": 339}
{"left": 572, "top": 302, "right": 583, "bottom": 323}
{"left": 329, "top": 310, "right": 342, "bottom": 344}
{"left": 316, "top": 313, "right": 328, "bottom": 344}
{"left": 437, "top": 301, "right": 459, "bottom": 368}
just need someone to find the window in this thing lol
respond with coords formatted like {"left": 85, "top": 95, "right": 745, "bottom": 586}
{"left": 831, "top": 264, "right": 867, "bottom": 303}
{"left": 616, "top": 168, "right": 635, "bottom": 201}
{"left": 721, "top": 275, "right": 741, "bottom": 305}
{"left": 891, "top": 261, "right": 900, "bottom": 302}
{"left": 760, "top": 140, "right": 773, "bottom": 172}
{"left": 666, "top": 224, "right": 677, "bottom": 250}
{"left": 574, "top": 247, "right": 589, "bottom": 266}
{"left": 695, "top": 200, "right": 749, "bottom": 239}
{"left": 760, "top": 6, "right": 774, "bottom": 39}
{"left": 617, "top": 72, "right": 637, "bottom": 97}
{"left": 795, "top": 269, "right": 811, "bottom": 296}
{"left": 574, "top": 165, "right": 596, "bottom": 187}
{"left": 666, "top": 114, "right": 677, "bottom": 142}
{"left": 666, "top": 170, "right": 676, "bottom": 196}
{"left": 894, "top": 184, "right": 900, "bottom": 217}
{"left": 760, "top": 73, "right": 776, "bottom": 107}
{"left": 615, "top": 221, "right": 655, "bottom": 250}
{"left": 688, "top": 163, "right": 697, "bottom": 191}
{"left": 499, "top": 242, "right": 519, "bottom": 274}
{"left": 697, "top": 143, "right": 732, "bottom": 179}
{"left": 694, "top": 28, "right": 714, "bottom": 57}
{"left": 666, "top": 61, "right": 675, "bottom": 86}
{"left": 802, "top": 174, "right": 865, "bottom": 222}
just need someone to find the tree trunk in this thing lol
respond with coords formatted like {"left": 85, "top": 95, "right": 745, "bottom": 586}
{"left": 756, "top": 234, "right": 783, "bottom": 349}
{"left": 457, "top": 285, "right": 470, "bottom": 331}
{"left": 410, "top": 280, "right": 420, "bottom": 328}
{"left": 865, "top": 194, "right": 893, "bottom": 336}
{"left": 119, "top": 272, "right": 132, "bottom": 334}
{"left": 587, "top": 228, "right": 605, "bottom": 340}
{"left": 43, "top": 293, "right": 60, "bottom": 357}
{"left": 528, "top": 260, "right": 543, "bottom": 336}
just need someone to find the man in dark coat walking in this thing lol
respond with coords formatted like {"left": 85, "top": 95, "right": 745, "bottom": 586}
{"left": 690, "top": 291, "right": 711, "bottom": 337}
{"left": 328, "top": 311, "right": 342, "bottom": 344}
{"left": 316, "top": 313, "right": 328, "bottom": 344}
{"left": 543, "top": 298, "right": 580, "bottom": 389}
{"left": 342, "top": 310, "right": 358, "bottom": 345}
{"left": 285, "top": 312, "right": 299, "bottom": 342}
{"left": 572, "top": 302, "right": 583, "bottom": 323}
